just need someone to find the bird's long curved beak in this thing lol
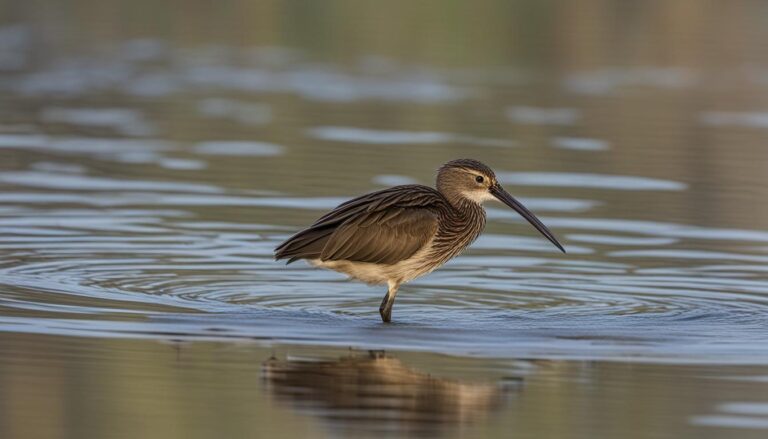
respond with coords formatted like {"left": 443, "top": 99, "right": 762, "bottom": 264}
{"left": 489, "top": 184, "right": 565, "bottom": 253}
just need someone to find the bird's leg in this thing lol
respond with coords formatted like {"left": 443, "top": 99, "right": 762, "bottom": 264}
{"left": 378, "top": 292, "right": 390, "bottom": 321}
{"left": 379, "top": 281, "right": 399, "bottom": 323}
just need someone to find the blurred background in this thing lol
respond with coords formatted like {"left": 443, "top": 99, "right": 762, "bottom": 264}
{"left": 0, "top": 1, "right": 766, "bottom": 227}
{"left": 1, "top": 1, "right": 768, "bottom": 438}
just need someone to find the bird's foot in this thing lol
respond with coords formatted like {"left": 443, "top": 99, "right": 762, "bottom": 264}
{"left": 379, "top": 306, "right": 392, "bottom": 323}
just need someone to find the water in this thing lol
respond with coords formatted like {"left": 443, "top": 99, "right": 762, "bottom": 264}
{"left": 1, "top": 1, "right": 768, "bottom": 438}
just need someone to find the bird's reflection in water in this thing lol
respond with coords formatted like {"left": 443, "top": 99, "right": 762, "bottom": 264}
{"left": 262, "top": 351, "right": 522, "bottom": 436}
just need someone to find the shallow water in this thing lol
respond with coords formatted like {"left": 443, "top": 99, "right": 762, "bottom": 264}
{"left": 1, "top": 1, "right": 768, "bottom": 438}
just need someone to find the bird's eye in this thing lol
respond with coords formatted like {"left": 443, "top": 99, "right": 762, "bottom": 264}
{"left": 475, "top": 176, "right": 484, "bottom": 183}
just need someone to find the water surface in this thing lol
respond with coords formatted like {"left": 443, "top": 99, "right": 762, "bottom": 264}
{"left": 1, "top": 1, "right": 768, "bottom": 438}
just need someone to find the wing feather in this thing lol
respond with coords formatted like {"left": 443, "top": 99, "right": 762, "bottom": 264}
{"left": 321, "top": 208, "right": 437, "bottom": 264}
{"left": 275, "top": 185, "right": 444, "bottom": 264}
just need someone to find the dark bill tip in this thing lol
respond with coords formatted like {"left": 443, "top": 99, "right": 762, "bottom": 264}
{"left": 490, "top": 185, "right": 566, "bottom": 253}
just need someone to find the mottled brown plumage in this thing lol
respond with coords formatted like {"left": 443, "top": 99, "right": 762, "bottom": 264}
{"left": 275, "top": 159, "right": 564, "bottom": 322}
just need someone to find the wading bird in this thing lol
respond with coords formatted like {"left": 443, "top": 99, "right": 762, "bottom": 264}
{"left": 275, "top": 159, "right": 565, "bottom": 323}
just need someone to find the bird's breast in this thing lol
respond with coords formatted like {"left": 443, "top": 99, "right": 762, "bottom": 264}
{"left": 428, "top": 204, "right": 486, "bottom": 262}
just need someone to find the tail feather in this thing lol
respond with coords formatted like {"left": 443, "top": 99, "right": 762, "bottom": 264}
{"left": 274, "top": 226, "right": 334, "bottom": 263}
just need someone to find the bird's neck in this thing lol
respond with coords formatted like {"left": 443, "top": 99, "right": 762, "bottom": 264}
{"left": 453, "top": 197, "right": 480, "bottom": 213}
{"left": 430, "top": 196, "right": 486, "bottom": 262}
{"left": 445, "top": 198, "right": 486, "bottom": 232}
{"left": 441, "top": 194, "right": 481, "bottom": 215}
{"left": 435, "top": 185, "right": 486, "bottom": 223}
{"left": 438, "top": 187, "right": 471, "bottom": 210}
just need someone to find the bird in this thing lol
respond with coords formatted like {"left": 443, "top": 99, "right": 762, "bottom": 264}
{"left": 274, "top": 159, "right": 565, "bottom": 323}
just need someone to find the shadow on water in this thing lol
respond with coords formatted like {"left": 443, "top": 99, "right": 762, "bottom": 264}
{"left": 262, "top": 351, "right": 521, "bottom": 436}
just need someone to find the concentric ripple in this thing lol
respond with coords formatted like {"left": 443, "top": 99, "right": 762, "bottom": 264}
{"left": 0, "top": 161, "right": 767, "bottom": 363}
{"left": 0, "top": 36, "right": 767, "bottom": 364}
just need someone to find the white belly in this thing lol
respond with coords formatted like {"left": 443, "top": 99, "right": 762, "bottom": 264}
{"left": 309, "top": 240, "right": 439, "bottom": 285}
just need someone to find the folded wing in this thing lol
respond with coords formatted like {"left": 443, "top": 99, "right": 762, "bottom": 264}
{"left": 275, "top": 185, "right": 442, "bottom": 265}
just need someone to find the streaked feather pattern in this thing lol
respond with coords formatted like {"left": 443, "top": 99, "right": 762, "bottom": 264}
{"left": 275, "top": 163, "right": 489, "bottom": 286}
{"left": 275, "top": 185, "right": 444, "bottom": 265}
{"left": 273, "top": 159, "right": 562, "bottom": 322}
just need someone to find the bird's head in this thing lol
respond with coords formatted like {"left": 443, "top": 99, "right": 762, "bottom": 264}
{"left": 437, "top": 159, "right": 565, "bottom": 253}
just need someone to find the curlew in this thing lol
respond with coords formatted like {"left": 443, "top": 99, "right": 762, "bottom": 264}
{"left": 275, "top": 159, "right": 565, "bottom": 322}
